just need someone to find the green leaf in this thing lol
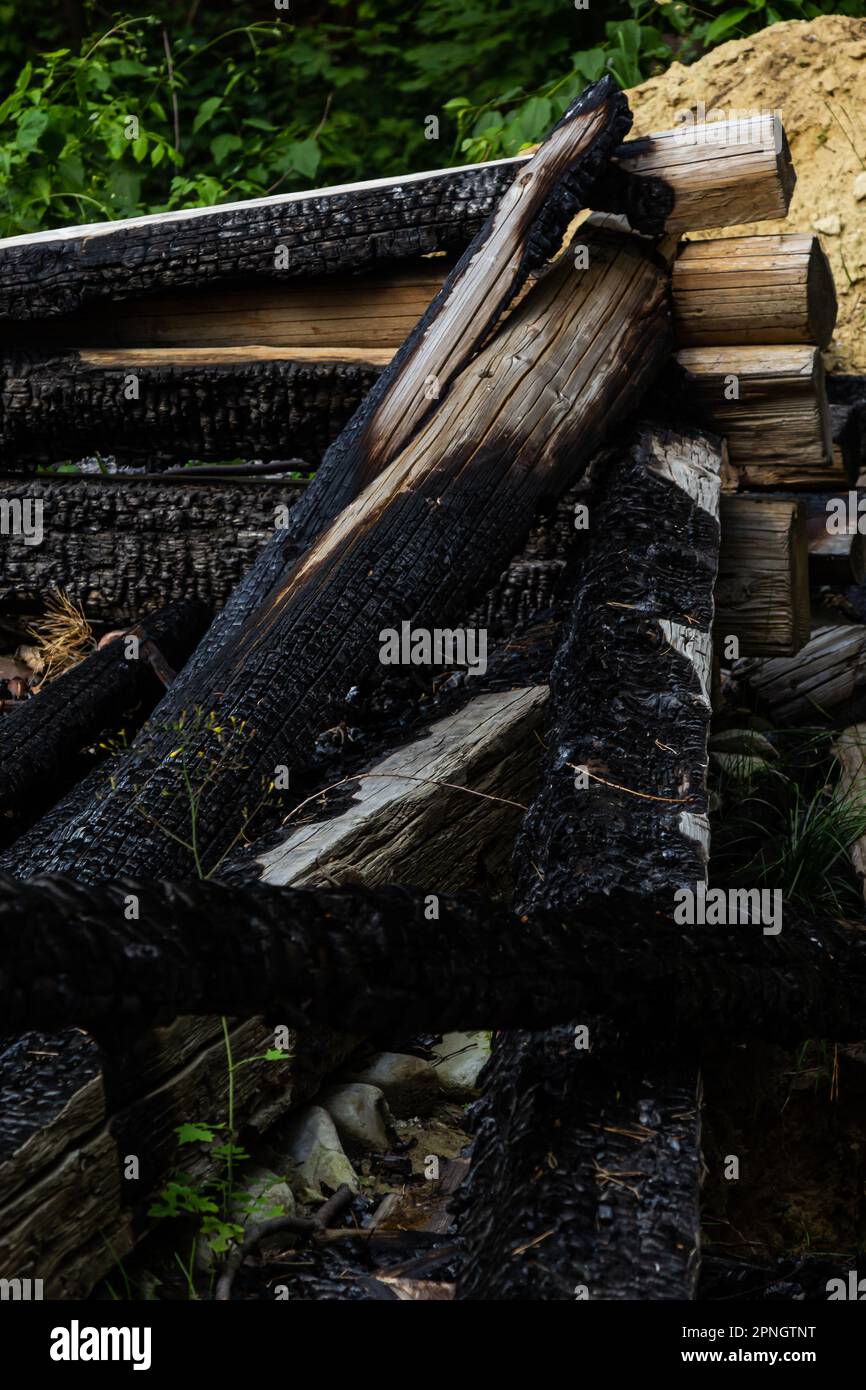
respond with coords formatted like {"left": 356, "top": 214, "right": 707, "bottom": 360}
{"left": 176, "top": 1122, "right": 218, "bottom": 1145}
{"left": 15, "top": 108, "right": 48, "bottom": 153}
{"left": 131, "top": 136, "right": 148, "bottom": 163}
{"left": 704, "top": 8, "right": 751, "bottom": 42}
{"left": 518, "top": 96, "right": 552, "bottom": 142}
{"left": 193, "top": 97, "right": 222, "bottom": 135}
{"left": 210, "top": 132, "right": 243, "bottom": 165}
{"left": 571, "top": 47, "right": 607, "bottom": 82}
{"left": 284, "top": 137, "right": 320, "bottom": 179}
{"left": 263, "top": 1048, "right": 289, "bottom": 1060}
{"left": 110, "top": 59, "right": 152, "bottom": 78}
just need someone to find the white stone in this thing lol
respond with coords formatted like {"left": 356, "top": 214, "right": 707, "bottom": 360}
{"left": 430, "top": 1032, "right": 491, "bottom": 1098}
{"left": 346, "top": 1052, "right": 442, "bottom": 1117}
{"left": 276, "top": 1105, "right": 359, "bottom": 1201}
{"left": 319, "top": 1083, "right": 391, "bottom": 1153}
{"left": 813, "top": 214, "right": 841, "bottom": 236}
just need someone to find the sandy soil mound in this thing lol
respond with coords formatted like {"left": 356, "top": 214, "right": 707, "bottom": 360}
{"left": 627, "top": 15, "right": 866, "bottom": 371}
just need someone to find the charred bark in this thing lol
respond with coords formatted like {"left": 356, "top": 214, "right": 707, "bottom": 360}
{"left": 0, "top": 353, "right": 383, "bottom": 471}
{"left": 0, "top": 878, "right": 863, "bottom": 1047}
{"left": 0, "top": 600, "right": 207, "bottom": 836}
{"left": 456, "top": 423, "right": 721, "bottom": 1301}
{"left": 0, "top": 477, "right": 306, "bottom": 621}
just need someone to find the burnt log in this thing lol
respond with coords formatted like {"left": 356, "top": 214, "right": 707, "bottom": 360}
{"left": 2, "top": 879, "right": 866, "bottom": 1046}
{"left": 8, "top": 227, "right": 671, "bottom": 881}
{"left": 0, "top": 477, "right": 307, "bottom": 621}
{"left": 456, "top": 423, "right": 721, "bottom": 1301}
{"left": 0, "top": 351, "right": 385, "bottom": 471}
{"left": 96, "top": 77, "right": 655, "bottom": 701}
{"left": 0, "top": 600, "right": 207, "bottom": 839}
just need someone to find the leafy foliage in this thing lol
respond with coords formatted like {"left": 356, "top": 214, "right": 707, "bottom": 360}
{"left": 0, "top": 0, "right": 863, "bottom": 235}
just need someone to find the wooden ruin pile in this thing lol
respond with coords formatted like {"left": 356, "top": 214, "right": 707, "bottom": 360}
{"left": 0, "top": 76, "right": 860, "bottom": 1299}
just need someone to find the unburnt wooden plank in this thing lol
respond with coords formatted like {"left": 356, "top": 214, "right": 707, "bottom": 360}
{"left": 673, "top": 233, "right": 836, "bottom": 347}
{"left": 716, "top": 496, "right": 810, "bottom": 657}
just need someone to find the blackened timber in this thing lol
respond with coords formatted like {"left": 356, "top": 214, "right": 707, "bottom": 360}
{"left": 9, "top": 230, "right": 671, "bottom": 882}
{"left": 1, "top": 878, "right": 865, "bottom": 1046}
{"left": 122, "top": 78, "right": 657, "bottom": 697}
{"left": 457, "top": 424, "right": 721, "bottom": 1301}
{"left": 0, "top": 352, "right": 385, "bottom": 471}
{"left": 0, "top": 600, "right": 207, "bottom": 833}
{"left": 0, "top": 477, "right": 306, "bottom": 620}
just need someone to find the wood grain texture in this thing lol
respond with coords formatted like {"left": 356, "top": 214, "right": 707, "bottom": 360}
{"left": 676, "top": 344, "right": 838, "bottom": 489}
{"left": 1, "top": 264, "right": 450, "bottom": 353}
{"left": 673, "top": 233, "right": 837, "bottom": 347}
{"left": 716, "top": 496, "right": 810, "bottom": 656}
{"left": 248, "top": 686, "right": 547, "bottom": 891}
{"left": 737, "top": 622, "right": 866, "bottom": 723}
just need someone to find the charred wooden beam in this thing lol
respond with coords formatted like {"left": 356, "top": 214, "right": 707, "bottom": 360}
{"left": 0, "top": 110, "right": 791, "bottom": 323}
{"left": 0, "top": 477, "right": 580, "bottom": 630}
{"left": 2, "top": 879, "right": 866, "bottom": 1046}
{"left": 672, "top": 234, "right": 836, "bottom": 347}
{"left": 124, "top": 78, "right": 654, "bottom": 689}
{"left": 715, "top": 496, "right": 811, "bottom": 657}
{"left": 457, "top": 423, "right": 720, "bottom": 1301}
{"left": 0, "top": 600, "right": 207, "bottom": 839}
{"left": 0, "top": 478, "right": 306, "bottom": 620}
{"left": 0, "top": 351, "right": 386, "bottom": 471}
{"left": 675, "top": 345, "right": 839, "bottom": 490}
{"left": 8, "top": 228, "right": 670, "bottom": 882}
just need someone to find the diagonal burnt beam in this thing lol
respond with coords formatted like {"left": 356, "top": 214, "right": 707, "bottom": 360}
{"left": 8, "top": 229, "right": 670, "bottom": 881}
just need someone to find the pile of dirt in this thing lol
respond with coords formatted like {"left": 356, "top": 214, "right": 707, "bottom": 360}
{"left": 628, "top": 14, "right": 866, "bottom": 372}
